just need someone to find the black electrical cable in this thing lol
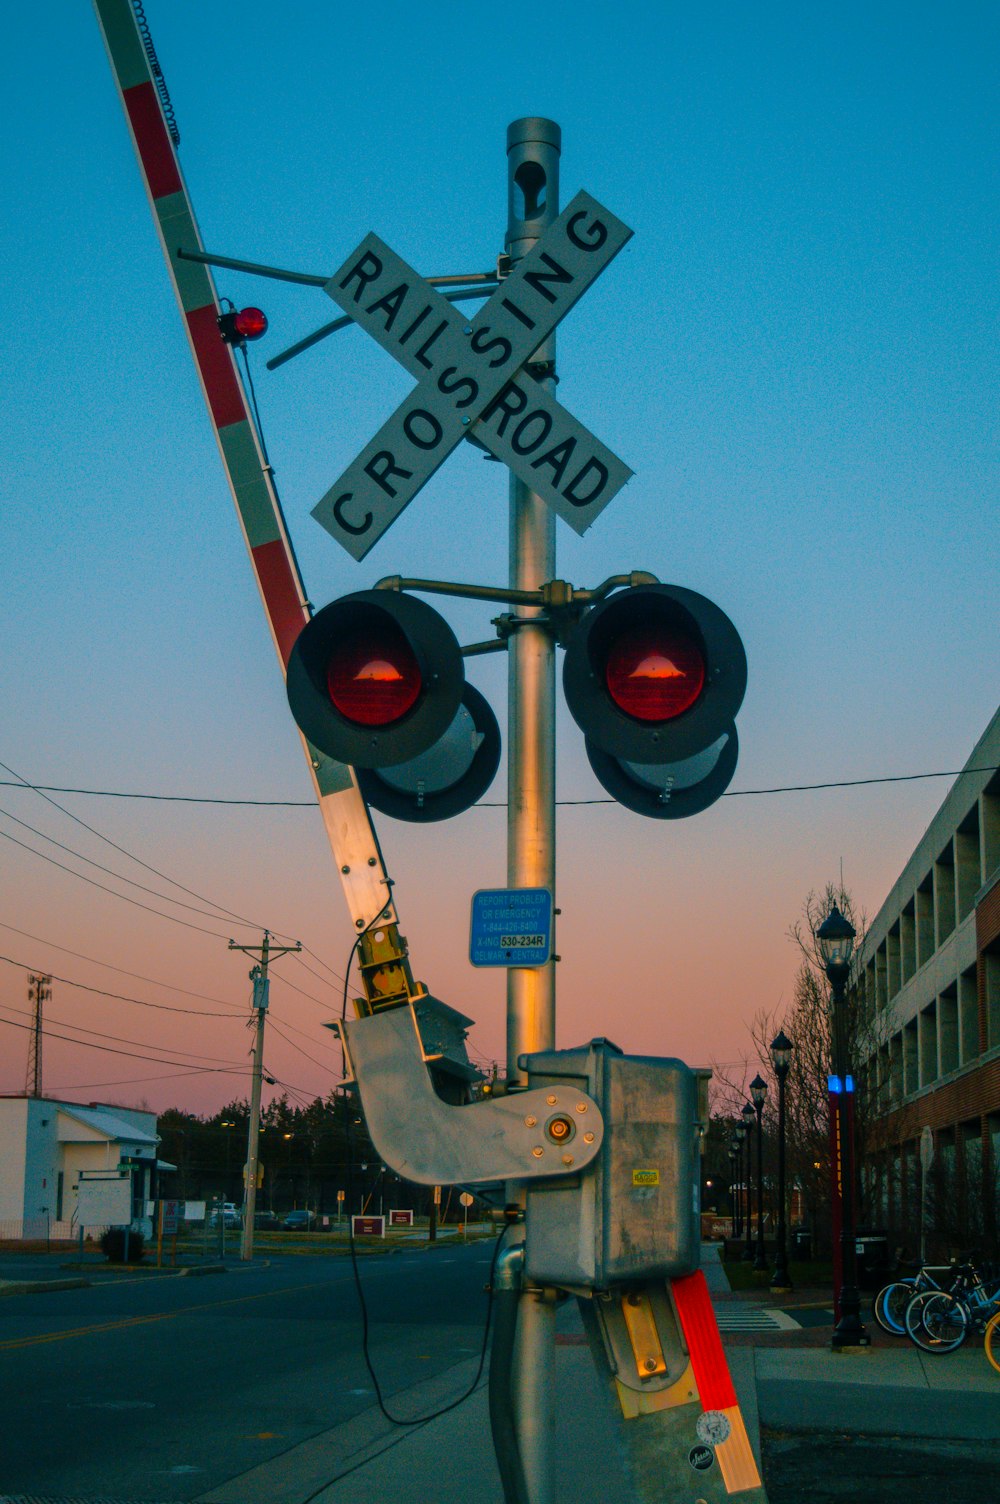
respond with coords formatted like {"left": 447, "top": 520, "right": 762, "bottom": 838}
{"left": 0, "top": 951, "right": 240, "bottom": 1018}
{"left": 0, "top": 757, "right": 285, "bottom": 937}
{"left": 345, "top": 1206, "right": 508, "bottom": 1434}
{"left": 0, "top": 766, "right": 996, "bottom": 806}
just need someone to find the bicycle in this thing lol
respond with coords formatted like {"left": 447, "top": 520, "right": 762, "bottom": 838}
{"left": 984, "top": 1307, "right": 1000, "bottom": 1375}
{"left": 872, "top": 1262, "right": 957, "bottom": 1336}
{"left": 904, "top": 1263, "right": 1000, "bottom": 1355}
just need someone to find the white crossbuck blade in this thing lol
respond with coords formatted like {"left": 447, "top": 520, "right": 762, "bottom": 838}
{"left": 312, "top": 190, "right": 634, "bottom": 560}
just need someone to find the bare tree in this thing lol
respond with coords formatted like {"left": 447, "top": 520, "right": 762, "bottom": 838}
{"left": 711, "top": 882, "right": 888, "bottom": 1252}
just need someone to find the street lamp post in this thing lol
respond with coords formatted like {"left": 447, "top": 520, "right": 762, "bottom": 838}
{"left": 817, "top": 903, "right": 870, "bottom": 1350}
{"left": 750, "top": 1075, "right": 768, "bottom": 1272}
{"left": 740, "top": 1104, "right": 755, "bottom": 1260}
{"left": 728, "top": 1140, "right": 740, "bottom": 1240}
{"left": 769, "top": 1030, "right": 794, "bottom": 1293}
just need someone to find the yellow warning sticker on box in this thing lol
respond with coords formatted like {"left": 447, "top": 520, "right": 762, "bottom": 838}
{"left": 632, "top": 1168, "right": 660, "bottom": 1186}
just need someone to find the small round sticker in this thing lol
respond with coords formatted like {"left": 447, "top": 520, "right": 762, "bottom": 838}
{"left": 689, "top": 1445, "right": 715, "bottom": 1472}
{"left": 696, "top": 1410, "right": 731, "bottom": 1447}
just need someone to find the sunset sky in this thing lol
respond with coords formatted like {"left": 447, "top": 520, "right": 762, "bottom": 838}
{"left": 1, "top": 1, "right": 997, "bottom": 1120}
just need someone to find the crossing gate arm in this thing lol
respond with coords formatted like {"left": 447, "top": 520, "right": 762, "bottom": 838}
{"left": 91, "top": 0, "right": 409, "bottom": 951}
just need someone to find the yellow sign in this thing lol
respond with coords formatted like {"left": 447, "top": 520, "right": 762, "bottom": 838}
{"left": 632, "top": 1169, "right": 659, "bottom": 1186}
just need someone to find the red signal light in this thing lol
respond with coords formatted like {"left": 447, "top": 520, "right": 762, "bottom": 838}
{"left": 604, "top": 625, "right": 705, "bottom": 722}
{"left": 233, "top": 306, "right": 268, "bottom": 341}
{"left": 325, "top": 624, "right": 422, "bottom": 727}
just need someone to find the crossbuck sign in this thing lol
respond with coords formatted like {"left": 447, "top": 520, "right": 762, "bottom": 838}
{"left": 312, "top": 192, "right": 634, "bottom": 560}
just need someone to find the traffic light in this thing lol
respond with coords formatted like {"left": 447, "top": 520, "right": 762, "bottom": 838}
{"left": 286, "top": 591, "right": 500, "bottom": 820}
{"left": 562, "top": 583, "right": 747, "bottom": 818}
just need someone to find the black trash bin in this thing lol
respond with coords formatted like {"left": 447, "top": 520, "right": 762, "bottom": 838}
{"left": 792, "top": 1227, "right": 812, "bottom": 1260}
{"left": 855, "top": 1230, "right": 890, "bottom": 1289}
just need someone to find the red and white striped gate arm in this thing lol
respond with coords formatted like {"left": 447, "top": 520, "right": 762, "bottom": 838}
{"left": 91, "top": 0, "right": 395, "bottom": 932}
{"left": 671, "top": 1271, "right": 765, "bottom": 1497}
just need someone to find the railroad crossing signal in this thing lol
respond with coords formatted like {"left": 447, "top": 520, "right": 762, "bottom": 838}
{"left": 562, "top": 584, "right": 747, "bottom": 818}
{"left": 312, "top": 191, "right": 634, "bottom": 559}
{"left": 286, "top": 579, "right": 746, "bottom": 822}
{"left": 286, "top": 589, "right": 501, "bottom": 822}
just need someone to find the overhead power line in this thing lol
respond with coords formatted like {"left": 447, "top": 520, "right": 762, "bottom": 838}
{"left": 0, "top": 1010, "right": 247, "bottom": 1075}
{"left": 0, "top": 921, "right": 239, "bottom": 1007}
{"left": 0, "top": 997, "right": 245, "bottom": 1069}
{"left": 0, "top": 951, "right": 241, "bottom": 1019}
{"left": 0, "top": 756, "right": 298, "bottom": 941}
{"left": 0, "top": 767, "right": 996, "bottom": 806}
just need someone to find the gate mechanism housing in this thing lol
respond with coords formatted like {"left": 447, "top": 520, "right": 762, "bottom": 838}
{"left": 334, "top": 998, "right": 604, "bottom": 1186}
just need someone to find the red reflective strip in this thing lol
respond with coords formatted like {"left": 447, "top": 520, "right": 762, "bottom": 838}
{"left": 186, "top": 305, "right": 246, "bottom": 429}
{"left": 123, "top": 82, "right": 182, "bottom": 200}
{"left": 671, "top": 1271, "right": 737, "bottom": 1411}
{"left": 252, "top": 539, "right": 307, "bottom": 667}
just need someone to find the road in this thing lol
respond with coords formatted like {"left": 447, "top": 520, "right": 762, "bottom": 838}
{"left": 0, "top": 1240, "right": 498, "bottom": 1500}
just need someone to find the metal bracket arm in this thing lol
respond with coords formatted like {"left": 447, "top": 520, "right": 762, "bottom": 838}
{"left": 336, "top": 1004, "right": 604, "bottom": 1186}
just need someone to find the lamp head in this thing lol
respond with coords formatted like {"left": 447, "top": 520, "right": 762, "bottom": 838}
{"left": 816, "top": 903, "right": 856, "bottom": 977}
{"left": 770, "top": 1029, "right": 793, "bottom": 1076}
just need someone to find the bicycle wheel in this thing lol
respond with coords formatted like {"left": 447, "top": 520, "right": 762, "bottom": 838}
{"left": 905, "top": 1290, "right": 968, "bottom": 1353}
{"left": 873, "top": 1279, "right": 916, "bottom": 1335}
{"left": 984, "top": 1310, "right": 1000, "bottom": 1376}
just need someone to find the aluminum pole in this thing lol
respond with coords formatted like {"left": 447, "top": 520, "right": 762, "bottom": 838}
{"left": 505, "top": 116, "right": 560, "bottom": 1504}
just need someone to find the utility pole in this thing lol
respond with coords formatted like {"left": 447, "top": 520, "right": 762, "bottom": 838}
{"left": 25, "top": 974, "right": 51, "bottom": 1097}
{"left": 229, "top": 931, "right": 300, "bottom": 1261}
{"left": 506, "top": 118, "right": 560, "bottom": 1504}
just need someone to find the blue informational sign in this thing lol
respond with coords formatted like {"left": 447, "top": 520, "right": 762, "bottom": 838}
{"left": 469, "top": 887, "right": 553, "bottom": 968}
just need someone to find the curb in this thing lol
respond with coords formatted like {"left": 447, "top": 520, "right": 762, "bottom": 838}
{"left": 179, "top": 1262, "right": 227, "bottom": 1277}
{"left": 0, "top": 1277, "right": 91, "bottom": 1296}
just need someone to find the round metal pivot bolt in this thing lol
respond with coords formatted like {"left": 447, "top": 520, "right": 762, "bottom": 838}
{"left": 644, "top": 1358, "right": 658, "bottom": 1373}
{"left": 546, "top": 1094, "right": 558, "bottom": 1105}
{"left": 532, "top": 1146, "right": 544, "bottom": 1158}
{"left": 524, "top": 1115, "right": 537, "bottom": 1127}
{"left": 575, "top": 1101, "right": 588, "bottom": 1113}
{"left": 583, "top": 1132, "right": 595, "bottom": 1144}
{"left": 561, "top": 1155, "right": 573, "bottom": 1166}
{"left": 546, "top": 1115, "right": 574, "bottom": 1143}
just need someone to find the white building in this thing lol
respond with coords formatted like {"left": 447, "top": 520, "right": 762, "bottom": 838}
{"left": 0, "top": 1095, "right": 161, "bottom": 1240}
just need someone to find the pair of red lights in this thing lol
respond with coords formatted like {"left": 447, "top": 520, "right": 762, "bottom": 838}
{"left": 326, "top": 621, "right": 706, "bottom": 731}
{"left": 286, "top": 584, "right": 745, "bottom": 822}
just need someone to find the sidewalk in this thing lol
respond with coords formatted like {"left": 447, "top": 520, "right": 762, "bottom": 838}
{"left": 195, "top": 1245, "right": 998, "bottom": 1504}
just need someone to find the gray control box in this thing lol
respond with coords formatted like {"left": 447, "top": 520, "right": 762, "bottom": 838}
{"left": 522, "top": 1038, "right": 700, "bottom": 1289}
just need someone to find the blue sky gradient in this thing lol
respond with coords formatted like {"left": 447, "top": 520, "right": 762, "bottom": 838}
{"left": 1, "top": 1, "right": 996, "bottom": 1113}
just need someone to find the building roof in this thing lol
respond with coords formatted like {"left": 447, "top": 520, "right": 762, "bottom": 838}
{"left": 57, "top": 1105, "right": 158, "bottom": 1147}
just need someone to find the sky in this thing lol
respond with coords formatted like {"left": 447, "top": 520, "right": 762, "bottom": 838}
{"left": 1, "top": 1, "right": 997, "bottom": 1120}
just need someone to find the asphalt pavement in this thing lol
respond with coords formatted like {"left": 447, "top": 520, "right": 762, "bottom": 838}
{"left": 191, "top": 1244, "right": 999, "bottom": 1504}
{"left": 187, "top": 1244, "right": 1000, "bottom": 1504}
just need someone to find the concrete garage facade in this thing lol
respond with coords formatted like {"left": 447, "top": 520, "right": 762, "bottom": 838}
{"left": 856, "top": 706, "right": 1000, "bottom": 1252}
{"left": 0, "top": 1095, "right": 160, "bottom": 1240}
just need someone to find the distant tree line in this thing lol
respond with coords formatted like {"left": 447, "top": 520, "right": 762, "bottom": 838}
{"left": 156, "top": 1090, "right": 448, "bottom": 1219}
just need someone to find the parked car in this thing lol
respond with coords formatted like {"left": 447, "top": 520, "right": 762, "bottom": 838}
{"left": 282, "top": 1209, "right": 317, "bottom": 1231}
{"left": 209, "top": 1202, "right": 242, "bottom": 1228}
{"left": 253, "top": 1209, "right": 280, "bottom": 1230}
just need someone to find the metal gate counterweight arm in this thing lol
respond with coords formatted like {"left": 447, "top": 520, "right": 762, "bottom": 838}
{"left": 91, "top": 0, "right": 421, "bottom": 1009}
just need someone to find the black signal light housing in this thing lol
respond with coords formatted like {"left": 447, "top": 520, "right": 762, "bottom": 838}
{"left": 562, "top": 583, "right": 747, "bottom": 765}
{"left": 563, "top": 583, "right": 747, "bottom": 819}
{"left": 286, "top": 590, "right": 465, "bottom": 769}
{"left": 357, "top": 683, "right": 502, "bottom": 823}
